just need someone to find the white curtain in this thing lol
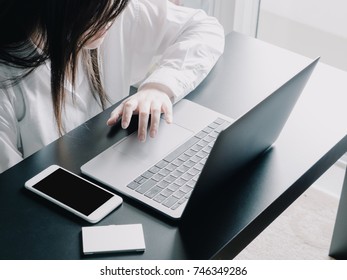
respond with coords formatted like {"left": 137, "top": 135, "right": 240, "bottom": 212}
{"left": 169, "top": 0, "right": 260, "bottom": 36}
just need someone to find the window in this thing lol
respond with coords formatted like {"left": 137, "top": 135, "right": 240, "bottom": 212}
{"left": 180, "top": 0, "right": 261, "bottom": 36}
{"left": 257, "top": 0, "right": 347, "bottom": 72}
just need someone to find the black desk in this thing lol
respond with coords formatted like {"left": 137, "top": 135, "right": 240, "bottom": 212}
{"left": 1, "top": 32, "right": 347, "bottom": 260}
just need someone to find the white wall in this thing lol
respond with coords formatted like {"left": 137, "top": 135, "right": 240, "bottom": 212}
{"left": 261, "top": 0, "right": 347, "bottom": 38}
{"left": 258, "top": 0, "right": 347, "bottom": 71}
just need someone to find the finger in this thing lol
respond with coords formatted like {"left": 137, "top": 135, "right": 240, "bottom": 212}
{"left": 121, "top": 99, "right": 138, "bottom": 129}
{"left": 149, "top": 101, "right": 162, "bottom": 138}
{"left": 107, "top": 104, "right": 124, "bottom": 126}
{"left": 162, "top": 101, "right": 173, "bottom": 124}
{"left": 137, "top": 101, "right": 150, "bottom": 142}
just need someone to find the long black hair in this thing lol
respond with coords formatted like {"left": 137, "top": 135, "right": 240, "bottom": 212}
{"left": 0, "top": 0, "right": 129, "bottom": 134}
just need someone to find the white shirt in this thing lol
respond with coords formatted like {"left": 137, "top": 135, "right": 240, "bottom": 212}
{"left": 0, "top": 0, "right": 224, "bottom": 173}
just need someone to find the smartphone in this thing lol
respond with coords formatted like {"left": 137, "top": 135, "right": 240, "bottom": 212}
{"left": 24, "top": 165, "right": 123, "bottom": 223}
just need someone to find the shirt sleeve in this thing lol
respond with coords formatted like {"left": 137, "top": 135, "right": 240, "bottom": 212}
{"left": 129, "top": 0, "right": 225, "bottom": 103}
{"left": 0, "top": 90, "right": 23, "bottom": 173}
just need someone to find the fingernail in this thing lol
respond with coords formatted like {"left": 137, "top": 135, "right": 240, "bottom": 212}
{"left": 150, "top": 129, "right": 157, "bottom": 138}
{"left": 106, "top": 119, "right": 113, "bottom": 126}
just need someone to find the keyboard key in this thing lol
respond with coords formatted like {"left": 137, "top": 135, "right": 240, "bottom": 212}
{"left": 157, "top": 180, "right": 170, "bottom": 189}
{"left": 178, "top": 197, "right": 189, "bottom": 205}
{"left": 127, "top": 181, "right": 140, "bottom": 190}
{"left": 181, "top": 173, "right": 194, "bottom": 181}
{"left": 196, "top": 131, "right": 208, "bottom": 139}
{"left": 135, "top": 179, "right": 157, "bottom": 194}
{"left": 185, "top": 192, "right": 192, "bottom": 199}
{"left": 161, "top": 188, "right": 174, "bottom": 197}
{"left": 190, "top": 155, "right": 201, "bottom": 163}
{"left": 163, "top": 196, "right": 179, "bottom": 208}
{"left": 186, "top": 179, "right": 196, "bottom": 188}
{"left": 214, "top": 118, "right": 226, "bottom": 125}
{"left": 208, "top": 122, "right": 219, "bottom": 129}
{"left": 210, "top": 131, "right": 219, "bottom": 138}
{"left": 196, "top": 142, "right": 205, "bottom": 149}
{"left": 202, "top": 126, "right": 213, "bottom": 133}
{"left": 158, "top": 169, "right": 170, "bottom": 177}
{"left": 191, "top": 144, "right": 201, "bottom": 152}
{"left": 181, "top": 185, "right": 193, "bottom": 193}
{"left": 178, "top": 153, "right": 190, "bottom": 161}
{"left": 173, "top": 190, "right": 185, "bottom": 199}
{"left": 177, "top": 165, "right": 189, "bottom": 173}
{"left": 171, "top": 170, "right": 183, "bottom": 178}
{"left": 164, "top": 136, "right": 200, "bottom": 162}
{"left": 156, "top": 160, "right": 168, "bottom": 169}
{"left": 171, "top": 203, "right": 181, "bottom": 210}
{"left": 142, "top": 171, "right": 154, "bottom": 179}
{"left": 134, "top": 176, "right": 147, "bottom": 184}
{"left": 171, "top": 196, "right": 189, "bottom": 210}
{"left": 184, "top": 149, "right": 196, "bottom": 157}
{"left": 203, "top": 146, "right": 212, "bottom": 153}
{"left": 197, "top": 150, "right": 208, "bottom": 158}
{"left": 165, "top": 164, "right": 176, "bottom": 172}
{"left": 183, "top": 160, "right": 195, "bottom": 168}
{"left": 172, "top": 158, "right": 184, "bottom": 167}
{"left": 175, "top": 177, "right": 187, "bottom": 186}
{"left": 188, "top": 168, "right": 200, "bottom": 176}
{"left": 152, "top": 173, "right": 164, "bottom": 182}
{"left": 145, "top": 186, "right": 162, "bottom": 198}
{"left": 153, "top": 194, "right": 167, "bottom": 203}
{"left": 164, "top": 175, "right": 176, "bottom": 183}
{"left": 205, "top": 135, "right": 215, "bottom": 142}
{"left": 195, "top": 162, "right": 205, "bottom": 171}
{"left": 149, "top": 166, "right": 160, "bottom": 173}
{"left": 168, "top": 183, "right": 180, "bottom": 192}
{"left": 199, "top": 139, "right": 210, "bottom": 147}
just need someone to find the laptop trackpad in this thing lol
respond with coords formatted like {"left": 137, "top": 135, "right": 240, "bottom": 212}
{"left": 112, "top": 121, "right": 194, "bottom": 166}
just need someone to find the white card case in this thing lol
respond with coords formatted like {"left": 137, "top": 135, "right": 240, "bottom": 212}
{"left": 82, "top": 224, "right": 146, "bottom": 255}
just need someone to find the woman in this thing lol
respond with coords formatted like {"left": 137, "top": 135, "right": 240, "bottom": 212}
{"left": 0, "top": 0, "right": 224, "bottom": 173}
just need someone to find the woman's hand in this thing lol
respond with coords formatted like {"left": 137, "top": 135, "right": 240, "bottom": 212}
{"left": 107, "top": 86, "right": 173, "bottom": 142}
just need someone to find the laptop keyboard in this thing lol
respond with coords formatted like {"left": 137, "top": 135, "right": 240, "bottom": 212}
{"left": 127, "top": 118, "right": 231, "bottom": 211}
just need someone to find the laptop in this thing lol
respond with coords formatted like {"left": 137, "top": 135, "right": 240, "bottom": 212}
{"left": 81, "top": 58, "right": 319, "bottom": 220}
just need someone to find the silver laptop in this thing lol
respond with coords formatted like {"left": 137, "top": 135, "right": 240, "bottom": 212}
{"left": 81, "top": 58, "right": 319, "bottom": 220}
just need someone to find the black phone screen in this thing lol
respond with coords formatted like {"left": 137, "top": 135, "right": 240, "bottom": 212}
{"left": 31, "top": 168, "right": 114, "bottom": 216}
